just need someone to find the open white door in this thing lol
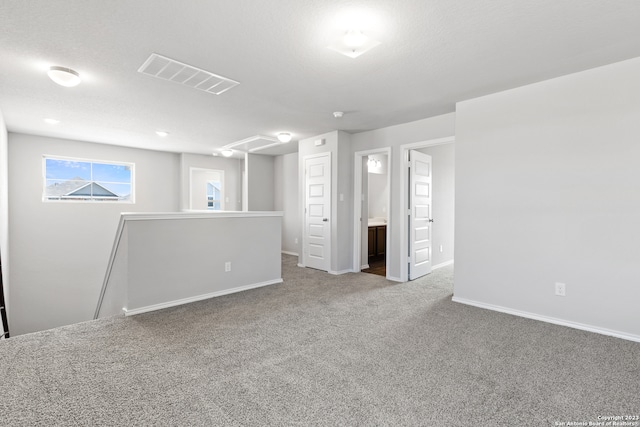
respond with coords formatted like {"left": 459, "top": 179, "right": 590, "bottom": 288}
{"left": 409, "top": 150, "right": 432, "bottom": 280}
{"left": 304, "top": 153, "right": 331, "bottom": 271}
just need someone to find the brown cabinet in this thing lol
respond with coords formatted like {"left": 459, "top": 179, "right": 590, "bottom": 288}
{"left": 368, "top": 225, "right": 386, "bottom": 261}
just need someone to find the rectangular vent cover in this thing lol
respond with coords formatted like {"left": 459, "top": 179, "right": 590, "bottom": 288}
{"left": 138, "top": 53, "right": 239, "bottom": 95}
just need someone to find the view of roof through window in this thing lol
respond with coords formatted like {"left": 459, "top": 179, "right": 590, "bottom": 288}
{"left": 43, "top": 157, "right": 133, "bottom": 202}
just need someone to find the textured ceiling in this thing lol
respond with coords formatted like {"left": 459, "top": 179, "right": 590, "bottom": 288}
{"left": 1, "top": 0, "right": 640, "bottom": 156}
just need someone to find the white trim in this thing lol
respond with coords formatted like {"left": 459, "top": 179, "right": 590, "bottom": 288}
{"left": 124, "top": 211, "right": 283, "bottom": 220}
{"left": 399, "top": 136, "right": 455, "bottom": 282}
{"left": 431, "top": 259, "right": 454, "bottom": 270}
{"left": 223, "top": 134, "right": 278, "bottom": 150}
{"left": 329, "top": 269, "right": 354, "bottom": 275}
{"left": 387, "top": 276, "right": 403, "bottom": 283}
{"left": 451, "top": 296, "right": 640, "bottom": 343}
{"left": 297, "top": 263, "right": 304, "bottom": 268}
{"left": 281, "top": 250, "right": 299, "bottom": 256}
{"left": 361, "top": 264, "right": 370, "bottom": 270}
{"left": 353, "top": 147, "right": 392, "bottom": 274}
{"left": 124, "top": 279, "right": 283, "bottom": 317}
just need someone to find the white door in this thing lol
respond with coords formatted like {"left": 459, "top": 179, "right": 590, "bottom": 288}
{"left": 409, "top": 150, "right": 432, "bottom": 280}
{"left": 304, "top": 153, "right": 331, "bottom": 271}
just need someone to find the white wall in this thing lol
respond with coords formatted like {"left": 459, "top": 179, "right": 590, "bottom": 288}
{"left": 417, "top": 144, "right": 455, "bottom": 267}
{"left": 246, "top": 153, "right": 275, "bottom": 211}
{"left": 351, "top": 113, "right": 456, "bottom": 280}
{"left": 454, "top": 57, "right": 640, "bottom": 340}
{"left": 274, "top": 152, "right": 300, "bottom": 255}
{"left": 96, "top": 212, "right": 282, "bottom": 316}
{"left": 180, "top": 153, "right": 242, "bottom": 211}
{"left": 0, "top": 110, "right": 8, "bottom": 337}
{"left": 8, "top": 133, "right": 180, "bottom": 335}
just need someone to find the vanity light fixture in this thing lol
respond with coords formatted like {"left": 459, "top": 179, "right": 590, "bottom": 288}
{"left": 277, "top": 132, "right": 292, "bottom": 143}
{"left": 221, "top": 149, "right": 234, "bottom": 157}
{"left": 368, "top": 156, "right": 381, "bottom": 168}
{"left": 47, "top": 66, "right": 81, "bottom": 87}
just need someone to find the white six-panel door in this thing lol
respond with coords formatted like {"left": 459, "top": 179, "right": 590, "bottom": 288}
{"left": 409, "top": 150, "right": 433, "bottom": 280}
{"left": 304, "top": 153, "right": 331, "bottom": 272}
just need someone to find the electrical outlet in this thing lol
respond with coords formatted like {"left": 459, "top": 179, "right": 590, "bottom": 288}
{"left": 225, "top": 261, "right": 231, "bottom": 272}
{"left": 555, "top": 282, "right": 566, "bottom": 297}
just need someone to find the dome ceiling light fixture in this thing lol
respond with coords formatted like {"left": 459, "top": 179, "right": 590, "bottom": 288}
{"left": 44, "top": 118, "right": 60, "bottom": 125}
{"left": 221, "top": 149, "right": 234, "bottom": 157}
{"left": 333, "top": 111, "right": 344, "bottom": 118}
{"left": 155, "top": 130, "right": 169, "bottom": 137}
{"left": 47, "top": 66, "right": 81, "bottom": 87}
{"left": 327, "top": 29, "right": 380, "bottom": 59}
{"left": 277, "top": 132, "right": 292, "bottom": 143}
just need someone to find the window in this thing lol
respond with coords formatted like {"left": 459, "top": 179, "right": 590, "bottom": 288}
{"left": 43, "top": 156, "right": 134, "bottom": 202}
{"left": 207, "top": 181, "right": 221, "bottom": 210}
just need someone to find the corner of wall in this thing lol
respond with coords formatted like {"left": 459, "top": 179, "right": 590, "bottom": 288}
{"left": 0, "top": 109, "right": 9, "bottom": 335}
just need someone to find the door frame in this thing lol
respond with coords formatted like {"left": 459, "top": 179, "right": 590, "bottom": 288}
{"left": 352, "top": 147, "right": 391, "bottom": 277}
{"left": 400, "top": 136, "right": 455, "bottom": 282}
{"left": 301, "top": 152, "right": 332, "bottom": 271}
{"left": 189, "top": 167, "right": 225, "bottom": 211}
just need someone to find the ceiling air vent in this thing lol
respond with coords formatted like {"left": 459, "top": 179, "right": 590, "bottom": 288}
{"left": 138, "top": 53, "right": 239, "bottom": 95}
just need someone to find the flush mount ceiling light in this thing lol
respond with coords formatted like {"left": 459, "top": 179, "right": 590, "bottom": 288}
{"left": 277, "top": 132, "right": 292, "bottom": 143}
{"left": 44, "top": 118, "right": 60, "bottom": 125}
{"left": 328, "top": 29, "right": 380, "bottom": 58}
{"left": 221, "top": 149, "right": 234, "bottom": 157}
{"left": 156, "top": 131, "right": 169, "bottom": 137}
{"left": 47, "top": 66, "right": 81, "bottom": 87}
{"left": 333, "top": 111, "right": 344, "bottom": 118}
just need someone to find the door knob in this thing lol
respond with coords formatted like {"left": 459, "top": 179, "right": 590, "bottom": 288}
{"left": 428, "top": 219, "right": 434, "bottom": 223}
{"left": 323, "top": 218, "right": 328, "bottom": 222}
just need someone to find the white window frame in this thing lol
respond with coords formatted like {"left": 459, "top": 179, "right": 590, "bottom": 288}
{"left": 42, "top": 155, "right": 135, "bottom": 203}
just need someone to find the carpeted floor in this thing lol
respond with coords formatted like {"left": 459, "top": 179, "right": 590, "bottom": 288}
{"left": 0, "top": 255, "right": 638, "bottom": 426}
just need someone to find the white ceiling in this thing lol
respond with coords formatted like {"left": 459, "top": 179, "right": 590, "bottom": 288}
{"left": 2, "top": 0, "right": 640, "bottom": 157}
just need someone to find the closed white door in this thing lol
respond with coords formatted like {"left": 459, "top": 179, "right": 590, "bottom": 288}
{"left": 304, "top": 153, "right": 331, "bottom": 271}
{"left": 409, "top": 150, "right": 432, "bottom": 280}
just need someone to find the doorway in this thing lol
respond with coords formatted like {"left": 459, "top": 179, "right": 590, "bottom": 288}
{"left": 302, "top": 153, "right": 331, "bottom": 272}
{"left": 189, "top": 168, "right": 225, "bottom": 211}
{"left": 352, "top": 148, "right": 391, "bottom": 279}
{"left": 400, "top": 137, "right": 455, "bottom": 281}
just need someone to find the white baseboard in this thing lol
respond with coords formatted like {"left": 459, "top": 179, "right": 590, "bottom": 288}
{"left": 451, "top": 296, "right": 640, "bottom": 343}
{"left": 387, "top": 276, "right": 403, "bottom": 282}
{"left": 124, "top": 278, "right": 284, "bottom": 316}
{"left": 329, "top": 269, "right": 354, "bottom": 275}
{"left": 281, "top": 251, "right": 298, "bottom": 256}
{"left": 361, "top": 264, "right": 370, "bottom": 270}
{"left": 297, "top": 263, "right": 304, "bottom": 268}
{"left": 432, "top": 259, "right": 454, "bottom": 270}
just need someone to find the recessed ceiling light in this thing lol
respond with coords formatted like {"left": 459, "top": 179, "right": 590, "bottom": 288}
{"left": 277, "top": 132, "right": 292, "bottom": 143}
{"left": 44, "top": 118, "right": 60, "bottom": 125}
{"left": 221, "top": 149, "right": 233, "bottom": 157}
{"left": 156, "top": 131, "right": 169, "bottom": 137}
{"left": 47, "top": 66, "right": 81, "bottom": 87}
{"left": 327, "top": 29, "right": 380, "bottom": 58}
